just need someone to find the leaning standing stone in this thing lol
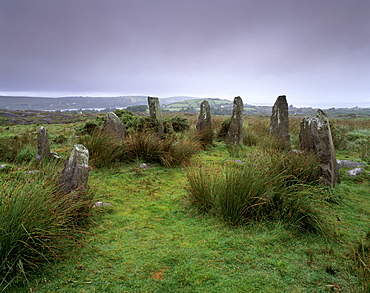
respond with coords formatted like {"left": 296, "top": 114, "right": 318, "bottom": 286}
{"left": 269, "top": 95, "right": 291, "bottom": 151}
{"left": 226, "top": 96, "right": 244, "bottom": 145}
{"left": 299, "top": 109, "right": 340, "bottom": 186}
{"left": 148, "top": 97, "right": 164, "bottom": 135}
{"left": 35, "top": 126, "right": 51, "bottom": 161}
{"left": 59, "top": 144, "right": 89, "bottom": 193}
{"left": 101, "top": 112, "right": 126, "bottom": 139}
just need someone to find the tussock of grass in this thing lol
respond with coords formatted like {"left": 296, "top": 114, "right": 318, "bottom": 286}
{"left": 80, "top": 130, "right": 202, "bottom": 168}
{"left": 353, "top": 232, "right": 370, "bottom": 292}
{"left": 0, "top": 162, "right": 94, "bottom": 289}
{"left": 186, "top": 150, "right": 328, "bottom": 232}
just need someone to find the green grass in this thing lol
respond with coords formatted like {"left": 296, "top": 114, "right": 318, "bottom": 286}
{"left": 0, "top": 161, "right": 95, "bottom": 290}
{"left": 4, "top": 144, "right": 369, "bottom": 292}
{"left": 2, "top": 118, "right": 370, "bottom": 292}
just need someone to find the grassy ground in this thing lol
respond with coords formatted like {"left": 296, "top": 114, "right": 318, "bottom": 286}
{"left": 5, "top": 142, "right": 370, "bottom": 292}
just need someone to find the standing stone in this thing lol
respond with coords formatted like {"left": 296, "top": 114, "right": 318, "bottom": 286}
{"left": 269, "top": 95, "right": 291, "bottom": 151}
{"left": 35, "top": 126, "right": 51, "bottom": 161}
{"left": 299, "top": 109, "right": 340, "bottom": 186}
{"left": 101, "top": 112, "right": 126, "bottom": 139}
{"left": 196, "top": 100, "right": 212, "bottom": 131}
{"left": 59, "top": 144, "right": 89, "bottom": 193}
{"left": 196, "top": 100, "right": 213, "bottom": 144}
{"left": 226, "top": 96, "right": 244, "bottom": 145}
{"left": 148, "top": 97, "right": 164, "bottom": 135}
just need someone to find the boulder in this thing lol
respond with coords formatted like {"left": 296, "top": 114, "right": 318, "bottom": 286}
{"left": 299, "top": 109, "right": 340, "bottom": 186}
{"left": 226, "top": 96, "right": 244, "bottom": 145}
{"left": 345, "top": 168, "right": 365, "bottom": 177}
{"left": 59, "top": 144, "right": 89, "bottom": 193}
{"left": 336, "top": 159, "right": 366, "bottom": 169}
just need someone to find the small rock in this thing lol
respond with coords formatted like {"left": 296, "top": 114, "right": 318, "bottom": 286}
{"left": 234, "top": 160, "right": 245, "bottom": 164}
{"left": 93, "top": 201, "right": 112, "bottom": 207}
{"left": 50, "top": 151, "right": 62, "bottom": 159}
{"left": 337, "top": 159, "right": 366, "bottom": 169}
{"left": 139, "top": 163, "right": 149, "bottom": 169}
{"left": 345, "top": 168, "right": 364, "bottom": 177}
{"left": 139, "top": 163, "right": 153, "bottom": 169}
{"left": 24, "top": 170, "right": 40, "bottom": 174}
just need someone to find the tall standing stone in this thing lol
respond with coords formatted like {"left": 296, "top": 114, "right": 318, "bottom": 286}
{"left": 269, "top": 95, "right": 291, "bottom": 151}
{"left": 196, "top": 100, "right": 213, "bottom": 144}
{"left": 226, "top": 96, "right": 244, "bottom": 145}
{"left": 59, "top": 144, "right": 89, "bottom": 193}
{"left": 148, "top": 97, "right": 164, "bottom": 136}
{"left": 35, "top": 126, "right": 51, "bottom": 161}
{"left": 101, "top": 112, "right": 126, "bottom": 139}
{"left": 196, "top": 100, "right": 212, "bottom": 131}
{"left": 299, "top": 109, "right": 340, "bottom": 186}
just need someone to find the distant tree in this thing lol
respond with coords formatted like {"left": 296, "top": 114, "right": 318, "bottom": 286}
{"left": 126, "top": 105, "right": 148, "bottom": 112}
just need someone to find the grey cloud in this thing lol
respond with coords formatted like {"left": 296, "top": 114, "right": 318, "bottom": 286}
{"left": 1, "top": 0, "right": 370, "bottom": 106}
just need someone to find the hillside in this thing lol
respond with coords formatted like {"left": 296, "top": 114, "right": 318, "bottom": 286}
{"left": 0, "top": 96, "right": 197, "bottom": 111}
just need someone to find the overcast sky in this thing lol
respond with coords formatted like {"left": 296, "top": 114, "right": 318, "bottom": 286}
{"left": 1, "top": 0, "right": 369, "bottom": 107}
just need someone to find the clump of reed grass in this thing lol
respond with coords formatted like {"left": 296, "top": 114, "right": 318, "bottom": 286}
{"left": 80, "top": 130, "right": 202, "bottom": 168}
{"left": 0, "top": 131, "right": 36, "bottom": 163}
{"left": 352, "top": 232, "right": 370, "bottom": 292}
{"left": 123, "top": 131, "right": 201, "bottom": 167}
{"left": 0, "top": 162, "right": 94, "bottom": 289}
{"left": 186, "top": 150, "right": 328, "bottom": 233}
{"left": 78, "top": 130, "right": 125, "bottom": 168}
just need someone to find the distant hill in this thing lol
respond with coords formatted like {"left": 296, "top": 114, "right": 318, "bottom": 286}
{"left": 0, "top": 95, "right": 197, "bottom": 111}
{"left": 163, "top": 98, "right": 234, "bottom": 114}
{"left": 1, "top": 95, "right": 369, "bottom": 118}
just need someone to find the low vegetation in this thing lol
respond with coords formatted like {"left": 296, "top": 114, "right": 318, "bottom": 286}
{"left": 0, "top": 161, "right": 94, "bottom": 290}
{"left": 0, "top": 112, "right": 370, "bottom": 292}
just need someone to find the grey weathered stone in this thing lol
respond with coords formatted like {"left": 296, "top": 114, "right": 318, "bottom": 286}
{"left": 139, "top": 163, "right": 149, "bottom": 169}
{"left": 196, "top": 100, "right": 212, "bottom": 131}
{"left": 148, "top": 97, "right": 164, "bottom": 135}
{"left": 50, "top": 151, "right": 62, "bottom": 159}
{"left": 101, "top": 112, "right": 126, "bottom": 139}
{"left": 336, "top": 159, "right": 366, "bottom": 169}
{"left": 299, "top": 109, "right": 340, "bottom": 186}
{"left": 35, "top": 126, "right": 51, "bottom": 161}
{"left": 59, "top": 144, "right": 89, "bottom": 193}
{"left": 93, "top": 201, "right": 112, "bottom": 207}
{"left": 269, "top": 95, "right": 291, "bottom": 151}
{"left": 345, "top": 168, "right": 364, "bottom": 177}
{"left": 226, "top": 96, "right": 244, "bottom": 145}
